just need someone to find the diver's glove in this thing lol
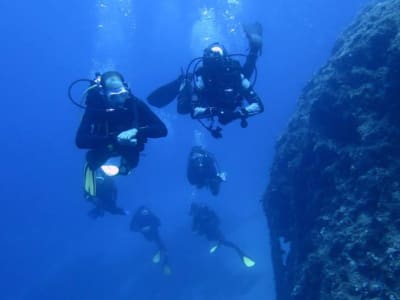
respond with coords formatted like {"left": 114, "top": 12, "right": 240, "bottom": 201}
{"left": 242, "top": 103, "right": 262, "bottom": 116}
{"left": 192, "top": 107, "right": 218, "bottom": 118}
{"left": 217, "top": 172, "right": 227, "bottom": 182}
{"left": 141, "top": 225, "right": 152, "bottom": 232}
{"left": 179, "top": 77, "right": 192, "bottom": 93}
{"left": 117, "top": 128, "right": 138, "bottom": 146}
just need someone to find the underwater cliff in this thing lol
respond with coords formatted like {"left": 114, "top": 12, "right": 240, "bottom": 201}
{"left": 263, "top": 0, "right": 400, "bottom": 299}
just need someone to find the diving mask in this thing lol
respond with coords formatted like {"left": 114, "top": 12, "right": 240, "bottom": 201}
{"left": 106, "top": 86, "right": 129, "bottom": 99}
{"left": 103, "top": 74, "right": 130, "bottom": 103}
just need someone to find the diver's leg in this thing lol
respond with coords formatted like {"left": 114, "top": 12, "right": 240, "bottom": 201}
{"left": 155, "top": 235, "right": 166, "bottom": 252}
{"left": 86, "top": 148, "right": 112, "bottom": 170}
{"left": 119, "top": 149, "right": 139, "bottom": 176}
{"left": 220, "top": 239, "right": 256, "bottom": 267}
{"left": 108, "top": 206, "right": 127, "bottom": 216}
{"left": 220, "top": 239, "right": 244, "bottom": 256}
{"left": 242, "top": 50, "right": 259, "bottom": 79}
{"left": 88, "top": 207, "right": 104, "bottom": 219}
{"left": 154, "top": 234, "right": 171, "bottom": 275}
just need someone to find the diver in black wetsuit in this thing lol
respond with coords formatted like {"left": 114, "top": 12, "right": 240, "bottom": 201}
{"left": 86, "top": 171, "right": 128, "bottom": 219}
{"left": 74, "top": 71, "right": 167, "bottom": 197}
{"left": 190, "top": 203, "right": 256, "bottom": 268}
{"left": 130, "top": 206, "right": 171, "bottom": 275}
{"left": 181, "top": 42, "right": 263, "bottom": 134}
{"left": 187, "top": 146, "right": 226, "bottom": 196}
{"left": 147, "top": 22, "right": 264, "bottom": 138}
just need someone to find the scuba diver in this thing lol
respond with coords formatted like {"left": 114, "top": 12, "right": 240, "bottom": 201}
{"left": 187, "top": 146, "right": 226, "bottom": 196}
{"left": 190, "top": 203, "right": 256, "bottom": 268}
{"left": 130, "top": 206, "right": 171, "bottom": 275}
{"left": 71, "top": 71, "right": 168, "bottom": 197}
{"left": 147, "top": 22, "right": 264, "bottom": 138}
{"left": 86, "top": 170, "right": 129, "bottom": 219}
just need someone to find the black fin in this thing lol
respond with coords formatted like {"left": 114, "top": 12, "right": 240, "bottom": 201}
{"left": 243, "top": 22, "right": 263, "bottom": 54}
{"left": 147, "top": 76, "right": 182, "bottom": 108}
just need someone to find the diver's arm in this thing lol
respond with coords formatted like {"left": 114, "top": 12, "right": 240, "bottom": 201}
{"left": 136, "top": 100, "right": 168, "bottom": 138}
{"left": 190, "top": 96, "right": 217, "bottom": 119}
{"left": 210, "top": 156, "right": 220, "bottom": 175}
{"left": 240, "top": 76, "right": 264, "bottom": 117}
{"left": 150, "top": 214, "right": 161, "bottom": 228}
{"left": 242, "top": 22, "right": 263, "bottom": 78}
{"left": 75, "top": 111, "right": 116, "bottom": 149}
{"left": 242, "top": 48, "right": 259, "bottom": 79}
{"left": 189, "top": 75, "right": 218, "bottom": 119}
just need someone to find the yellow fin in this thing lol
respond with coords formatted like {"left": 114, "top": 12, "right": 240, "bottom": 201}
{"left": 242, "top": 256, "right": 256, "bottom": 268}
{"left": 152, "top": 251, "right": 161, "bottom": 264}
{"left": 84, "top": 164, "right": 96, "bottom": 196}
{"left": 209, "top": 245, "right": 219, "bottom": 254}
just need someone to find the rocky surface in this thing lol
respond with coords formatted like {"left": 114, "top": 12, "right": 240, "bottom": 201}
{"left": 263, "top": 1, "right": 400, "bottom": 299}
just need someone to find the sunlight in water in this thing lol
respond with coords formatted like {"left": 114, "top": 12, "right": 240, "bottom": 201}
{"left": 92, "top": 0, "right": 136, "bottom": 73}
{"left": 191, "top": 0, "right": 243, "bottom": 54}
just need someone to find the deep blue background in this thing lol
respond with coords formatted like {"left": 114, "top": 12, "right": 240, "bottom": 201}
{"left": 0, "top": 1, "right": 368, "bottom": 299}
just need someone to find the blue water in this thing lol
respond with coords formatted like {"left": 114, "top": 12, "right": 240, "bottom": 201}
{"left": 0, "top": 1, "right": 368, "bottom": 299}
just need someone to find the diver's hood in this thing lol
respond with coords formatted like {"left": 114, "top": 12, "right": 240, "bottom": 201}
{"left": 100, "top": 71, "right": 125, "bottom": 86}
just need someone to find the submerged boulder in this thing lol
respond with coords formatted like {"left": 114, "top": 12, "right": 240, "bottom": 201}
{"left": 264, "top": 1, "right": 400, "bottom": 299}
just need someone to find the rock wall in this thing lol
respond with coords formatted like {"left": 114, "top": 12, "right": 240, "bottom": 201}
{"left": 263, "top": 1, "right": 400, "bottom": 299}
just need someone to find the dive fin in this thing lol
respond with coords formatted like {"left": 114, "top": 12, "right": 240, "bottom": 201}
{"left": 242, "top": 255, "right": 256, "bottom": 268}
{"left": 209, "top": 244, "right": 219, "bottom": 254}
{"left": 147, "top": 76, "right": 183, "bottom": 108}
{"left": 152, "top": 251, "right": 161, "bottom": 264}
{"left": 84, "top": 163, "right": 96, "bottom": 197}
{"left": 243, "top": 22, "right": 263, "bottom": 54}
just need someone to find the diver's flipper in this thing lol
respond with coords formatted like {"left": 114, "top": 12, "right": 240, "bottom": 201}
{"left": 152, "top": 251, "right": 161, "bottom": 264}
{"left": 243, "top": 22, "right": 263, "bottom": 54}
{"left": 147, "top": 76, "right": 183, "bottom": 108}
{"left": 163, "top": 264, "right": 172, "bottom": 276}
{"left": 209, "top": 244, "right": 219, "bottom": 254}
{"left": 242, "top": 255, "right": 256, "bottom": 268}
{"left": 84, "top": 163, "right": 96, "bottom": 197}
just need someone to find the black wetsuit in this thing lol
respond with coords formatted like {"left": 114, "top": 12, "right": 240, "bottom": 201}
{"left": 191, "top": 204, "right": 247, "bottom": 258}
{"left": 147, "top": 45, "right": 260, "bottom": 115}
{"left": 192, "top": 205, "right": 223, "bottom": 241}
{"left": 130, "top": 208, "right": 165, "bottom": 252}
{"left": 87, "top": 176, "right": 125, "bottom": 218}
{"left": 76, "top": 90, "right": 167, "bottom": 173}
{"left": 177, "top": 55, "right": 262, "bottom": 117}
{"left": 187, "top": 147, "right": 222, "bottom": 196}
{"left": 180, "top": 57, "right": 264, "bottom": 127}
